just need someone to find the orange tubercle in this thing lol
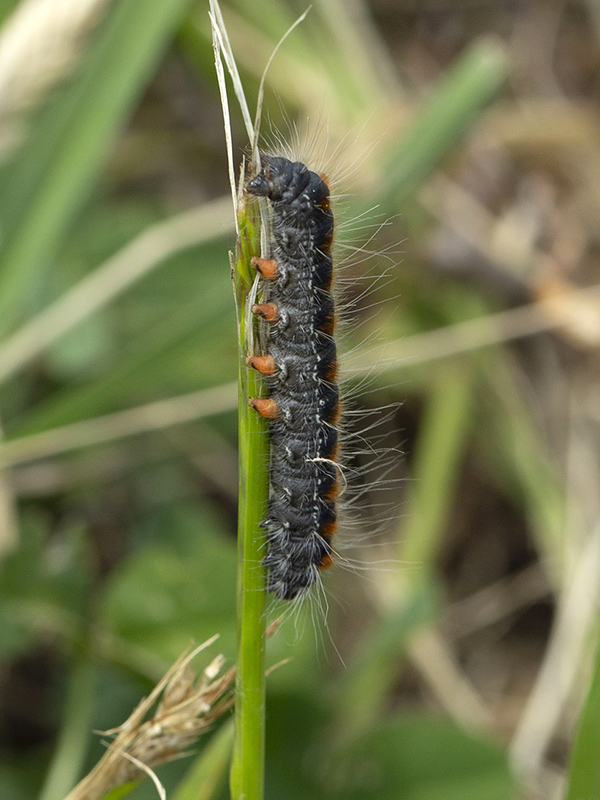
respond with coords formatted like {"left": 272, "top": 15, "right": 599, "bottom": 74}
{"left": 249, "top": 397, "right": 279, "bottom": 419}
{"left": 252, "top": 303, "right": 278, "bottom": 322}
{"left": 247, "top": 355, "right": 277, "bottom": 376}
{"left": 251, "top": 256, "right": 278, "bottom": 280}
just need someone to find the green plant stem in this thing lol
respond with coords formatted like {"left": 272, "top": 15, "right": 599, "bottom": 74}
{"left": 231, "top": 364, "right": 268, "bottom": 800}
{"left": 39, "top": 656, "right": 95, "bottom": 800}
{"left": 230, "top": 204, "right": 269, "bottom": 800}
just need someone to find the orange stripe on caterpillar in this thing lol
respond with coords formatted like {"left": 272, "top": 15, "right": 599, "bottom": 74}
{"left": 319, "top": 553, "right": 335, "bottom": 571}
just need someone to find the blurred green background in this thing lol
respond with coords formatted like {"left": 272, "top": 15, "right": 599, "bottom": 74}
{"left": 0, "top": 1, "right": 599, "bottom": 799}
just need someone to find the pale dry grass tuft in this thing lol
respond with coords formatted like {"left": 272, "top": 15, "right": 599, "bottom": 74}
{"left": 65, "top": 636, "right": 235, "bottom": 800}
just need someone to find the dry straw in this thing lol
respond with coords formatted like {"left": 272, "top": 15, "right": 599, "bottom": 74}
{"left": 64, "top": 637, "right": 235, "bottom": 800}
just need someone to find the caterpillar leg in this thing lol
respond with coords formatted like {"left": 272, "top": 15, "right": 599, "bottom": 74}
{"left": 251, "top": 256, "right": 278, "bottom": 280}
{"left": 252, "top": 303, "right": 278, "bottom": 322}
{"left": 247, "top": 355, "right": 276, "bottom": 375}
{"left": 249, "top": 397, "right": 279, "bottom": 419}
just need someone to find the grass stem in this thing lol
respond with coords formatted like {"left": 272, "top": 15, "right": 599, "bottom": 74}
{"left": 229, "top": 196, "right": 270, "bottom": 800}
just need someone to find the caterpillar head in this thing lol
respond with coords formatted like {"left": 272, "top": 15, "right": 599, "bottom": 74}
{"left": 247, "top": 156, "right": 309, "bottom": 202}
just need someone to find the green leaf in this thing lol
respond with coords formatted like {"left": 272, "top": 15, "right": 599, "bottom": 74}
{"left": 0, "top": 513, "right": 94, "bottom": 659}
{"left": 399, "top": 369, "right": 473, "bottom": 582}
{"left": 333, "top": 583, "right": 439, "bottom": 742}
{"left": 264, "top": 691, "right": 329, "bottom": 800}
{"left": 9, "top": 240, "right": 233, "bottom": 437}
{"left": 173, "top": 720, "right": 234, "bottom": 800}
{"left": 101, "top": 501, "right": 237, "bottom": 661}
{"left": 381, "top": 37, "right": 510, "bottom": 207}
{"left": 565, "top": 634, "right": 600, "bottom": 800}
{"left": 0, "top": 0, "right": 19, "bottom": 27}
{"left": 99, "top": 782, "right": 141, "bottom": 800}
{"left": 0, "top": 0, "right": 196, "bottom": 338}
{"left": 38, "top": 659, "right": 96, "bottom": 800}
{"left": 340, "top": 714, "right": 514, "bottom": 800}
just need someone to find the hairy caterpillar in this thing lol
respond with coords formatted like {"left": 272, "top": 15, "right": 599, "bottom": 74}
{"left": 209, "top": 0, "right": 398, "bottom": 604}
{"left": 246, "top": 156, "right": 340, "bottom": 601}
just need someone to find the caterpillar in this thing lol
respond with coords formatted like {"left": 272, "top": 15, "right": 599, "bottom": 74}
{"left": 246, "top": 155, "right": 340, "bottom": 601}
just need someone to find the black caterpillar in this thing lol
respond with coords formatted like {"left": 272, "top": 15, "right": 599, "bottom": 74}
{"left": 246, "top": 156, "right": 340, "bottom": 600}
